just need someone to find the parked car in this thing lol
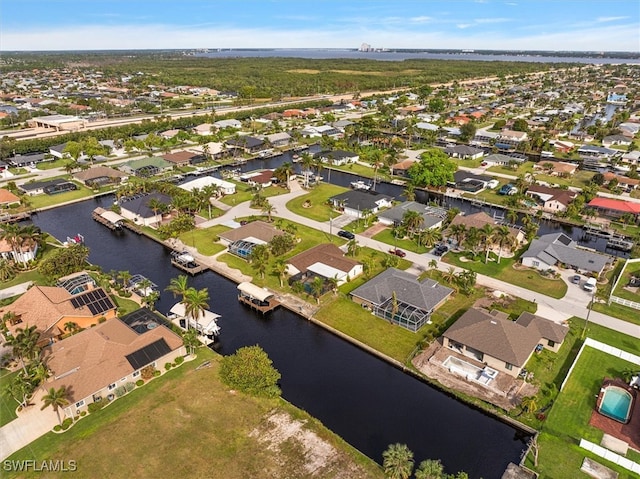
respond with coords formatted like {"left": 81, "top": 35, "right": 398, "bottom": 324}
{"left": 388, "top": 248, "right": 406, "bottom": 258}
{"left": 337, "top": 230, "right": 355, "bottom": 240}
{"left": 571, "top": 274, "right": 581, "bottom": 284}
{"left": 583, "top": 277, "right": 597, "bottom": 292}
{"left": 434, "top": 244, "right": 449, "bottom": 256}
{"left": 498, "top": 184, "right": 518, "bottom": 196}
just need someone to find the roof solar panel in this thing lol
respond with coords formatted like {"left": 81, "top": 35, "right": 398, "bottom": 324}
{"left": 125, "top": 339, "right": 172, "bottom": 370}
{"left": 70, "top": 288, "right": 116, "bottom": 315}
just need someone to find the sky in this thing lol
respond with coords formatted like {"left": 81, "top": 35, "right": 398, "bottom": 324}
{"left": 1, "top": 0, "right": 639, "bottom": 52}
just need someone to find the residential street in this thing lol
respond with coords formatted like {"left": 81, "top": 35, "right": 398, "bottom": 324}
{"left": 200, "top": 180, "right": 640, "bottom": 338}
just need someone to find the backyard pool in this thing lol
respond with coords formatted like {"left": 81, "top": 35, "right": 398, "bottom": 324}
{"left": 598, "top": 384, "right": 634, "bottom": 424}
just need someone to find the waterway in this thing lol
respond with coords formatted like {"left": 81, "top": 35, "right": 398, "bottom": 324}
{"left": 32, "top": 198, "right": 530, "bottom": 479}
{"left": 196, "top": 49, "right": 640, "bottom": 65}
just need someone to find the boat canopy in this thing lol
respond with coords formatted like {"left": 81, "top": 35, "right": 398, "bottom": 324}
{"left": 100, "top": 210, "right": 125, "bottom": 225}
{"left": 169, "top": 303, "right": 221, "bottom": 335}
{"left": 237, "top": 282, "right": 274, "bottom": 302}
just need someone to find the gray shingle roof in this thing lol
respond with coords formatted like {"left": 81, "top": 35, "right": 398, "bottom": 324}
{"left": 378, "top": 201, "right": 444, "bottom": 228}
{"left": 350, "top": 268, "right": 453, "bottom": 312}
{"left": 330, "top": 190, "right": 393, "bottom": 211}
{"left": 522, "top": 232, "right": 610, "bottom": 273}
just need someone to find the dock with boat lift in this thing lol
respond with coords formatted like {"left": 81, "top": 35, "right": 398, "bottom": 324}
{"left": 237, "top": 282, "right": 280, "bottom": 314}
{"left": 170, "top": 250, "right": 208, "bottom": 275}
{"left": 92, "top": 207, "right": 141, "bottom": 234}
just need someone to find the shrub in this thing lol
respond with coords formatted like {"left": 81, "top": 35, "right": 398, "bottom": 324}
{"left": 136, "top": 379, "right": 144, "bottom": 387}
{"left": 141, "top": 365, "right": 156, "bottom": 381}
{"left": 80, "top": 411, "right": 86, "bottom": 417}
{"left": 174, "top": 356, "right": 184, "bottom": 365}
{"left": 125, "top": 382, "right": 135, "bottom": 392}
{"left": 165, "top": 362, "right": 173, "bottom": 371}
{"left": 153, "top": 370, "right": 161, "bottom": 377}
{"left": 53, "top": 425, "right": 62, "bottom": 432}
{"left": 114, "top": 386, "right": 127, "bottom": 398}
{"left": 61, "top": 418, "right": 73, "bottom": 430}
{"left": 88, "top": 401, "right": 105, "bottom": 413}
{"left": 219, "top": 345, "right": 281, "bottom": 398}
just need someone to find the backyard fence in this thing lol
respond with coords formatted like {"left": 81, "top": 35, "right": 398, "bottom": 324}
{"left": 608, "top": 258, "right": 640, "bottom": 311}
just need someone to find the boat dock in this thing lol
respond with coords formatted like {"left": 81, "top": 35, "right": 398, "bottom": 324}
{"left": 237, "top": 281, "right": 280, "bottom": 314}
{"left": 170, "top": 250, "right": 208, "bottom": 275}
{"left": 92, "top": 207, "right": 141, "bottom": 234}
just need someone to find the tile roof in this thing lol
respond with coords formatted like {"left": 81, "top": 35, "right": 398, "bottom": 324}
{"left": 73, "top": 166, "right": 127, "bottom": 181}
{"left": 162, "top": 151, "right": 197, "bottom": 164}
{"left": 287, "top": 243, "right": 360, "bottom": 275}
{"left": 218, "top": 220, "right": 284, "bottom": 243}
{"left": 0, "top": 188, "right": 20, "bottom": 204}
{"left": 588, "top": 197, "right": 640, "bottom": 214}
{"left": 43, "top": 318, "right": 183, "bottom": 402}
{"left": 351, "top": 268, "right": 453, "bottom": 312}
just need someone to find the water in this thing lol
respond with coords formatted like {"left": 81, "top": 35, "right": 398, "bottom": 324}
{"left": 33, "top": 198, "right": 529, "bottom": 479}
{"left": 196, "top": 49, "right": 639, "bottom": 65}
{"left": 600, "top": 387, "right": 632, "bottom": 422}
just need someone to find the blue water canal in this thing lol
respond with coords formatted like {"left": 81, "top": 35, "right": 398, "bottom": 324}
{"left": 33, "top": 197, "right": 530, "bottom": 478}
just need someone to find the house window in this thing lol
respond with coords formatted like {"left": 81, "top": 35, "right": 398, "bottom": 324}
{"left": 108, "top": 383, "right": 117, "bottom": 391}
{"left": 505, "top": 362, "right": 513, "bottom": 371}
{"left": 132, "top": 371, "right": 140, "bottom": 378}
{"left": 532, "top": 261, "right": 540, "bottom": 267}
{"left": 548, "top": 340, "right": 555, "bottom": 347}
{"left": 75, "top": 400, "right": 85, "bottom": 408}
{"left": 121, "top": 377, "right": 127, "bottom": 382}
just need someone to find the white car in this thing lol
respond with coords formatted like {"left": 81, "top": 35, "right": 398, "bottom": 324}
{"left": 583, "top": 277, "right": 597, "bottom": 292}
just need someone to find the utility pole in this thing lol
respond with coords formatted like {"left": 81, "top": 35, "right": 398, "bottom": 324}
{"left": 582, "top": 289, "right": 595, "bottom": 339}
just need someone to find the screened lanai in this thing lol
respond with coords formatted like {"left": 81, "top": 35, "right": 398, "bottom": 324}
{"left": 374, "top": 296, "right": 431, "bottom": 332}
{"left": 229, "top": 240, "right": 259, "bottom": 259}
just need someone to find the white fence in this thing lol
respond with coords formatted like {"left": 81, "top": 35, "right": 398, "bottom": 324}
{"left": 579, "top": 439, "right": 640, "bottom": 475}
{"left": 609, "top": 258, "right": 640, "bottom": 311}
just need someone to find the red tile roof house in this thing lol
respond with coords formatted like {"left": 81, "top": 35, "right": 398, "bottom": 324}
{"left": 442, "top": 308, "right": 568, "bottom": 378}
{"left": 0, "top": 188, "right": 21, "bottom": 208}
{"left": 391, "top": 159, "right": 416, "bottom": 177}
{"left": 587, "top": 197, "right": 640, "bottom": 222}
{"left": 41, "top": 315, "right": 185, "bottom": 417}
{"left": 286, "top": 243, "right": 363, "bottom": 286}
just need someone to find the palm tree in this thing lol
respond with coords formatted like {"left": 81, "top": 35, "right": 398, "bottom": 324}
{"left": 182, "top": 328, "right": 200, "bottom": 355}
{"left": 346, "top": 239, "right": 360, "bottom": 257}
{"left": 463, "top": 227, "right": 481, "bottom": 259}
{"left": 118, "top": 270, "right": 132, "bottom": 289}
{"left": 418, "top": 228, "right": 442, "bottom": 249}
{"left": 41, "top": 386, "right": 70, "bottom": 426}
{"left": 272, "top": 258, "right": 288, "bottom": 288}
{"left": 382, "top": 443, "right": 414, "bottom": 479}
{"left": 390, "top": 291, "right": 399, "bottom": 322}
{"left": 506, "top": 208, "right": 519, "bottom": 225}
{"left": 479, "top": 224, "right": 495, "bottom": 263}
{"left": 301, "top": 152, "right": 313, "bottom": 188}
{"left": 442, "top": 267, "right": 457, "bottom": 286}
{"left": 493, "top": 225, "right": 515, "bottom": 263}
{"left": 183, "top": 287, "right": 210, "bottom": 331}
{"left": 428, "top": 259, "right": 438, "bottom": 270}
{"left": 261, "top": 200, "right": 277, "bottom": 222}
{"left": 310, "top": 277, "right": 325, "bottom": 304}
{"left": 415, "top": 459, "right": 444, "bottom": 479}
{"left": 403, "top": 183, "right": 416, "bottom": 202}
{"left": 166, "top": 275, "right": 190, "bottom": 302}
{"left": 249, "top": 244, "right": 270, "bottom": 279}
{"left": 6, "top": 373, "right": 35, "bottom": 409}
{"left": 448, "top": 223, "right": 466, "bottom": 249}
{"left": 5, "top": 325, "right": 40, "bottom": 374}
{"left": 0, "top": 258, "right": 16, "bottom": 282}
{"left": 28, "top": 358, "right": 50, "bottom": 387}
{"left": 326, "top": 275, "right": 339, "bottom": 296}
{"left": 402, "top": 210, "right": 424, "bottom": 238}
{"left": 520, "top": 396, "right": 538, "bottom": 415}
{"left": 64, "top": 322, "right": 80, "bottom": 335}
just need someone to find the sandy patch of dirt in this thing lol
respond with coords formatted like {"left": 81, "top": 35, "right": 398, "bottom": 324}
{"left": 250, "top": 411, "right": 368, "bottom": 478}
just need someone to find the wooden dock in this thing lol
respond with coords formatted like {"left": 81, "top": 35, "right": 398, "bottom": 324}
{"left": 0, "top": 211, "right": 31, "bottom": 224}
{"left": 170, "top": 258, "right": 208, "bottom": 275}
{"left": 92, "top": 207, "right": 121, "bottom": 231}
{"left": 238, "top": 294, "right": 280, "bottom": 314}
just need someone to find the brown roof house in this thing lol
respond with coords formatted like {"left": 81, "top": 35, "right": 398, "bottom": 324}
{"left": 0, "top": 188, "right": 21, "bottom": 208}
{"left": 447, "top": 212, "right": 525, "bottom": 246}
{"left": 162, "top": 150, "right": 202, "bottom": 167}
{"left": 525, "top": 185, "right": 577, "bottom": 213}
{"left": 442, "top": 308, "right": 568, "bottom": 378}
{"left": 286, "top": 243, "right": 363, "bottom": 285}
{"left": 218, "top": 220, "right": 284, "bottom": 259}
{"left": 1, "top": 285, "right": 117, "bottom": 345}
{"left": 73, "top": 166, "right": 128, "bottom": 188}
{"left": 42, "top": 310, "right": 185, "bottom": 417}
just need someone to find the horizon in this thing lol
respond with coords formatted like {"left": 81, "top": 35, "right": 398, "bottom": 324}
{"left": 1, "top": 0, "right": 639, "bottom": 53}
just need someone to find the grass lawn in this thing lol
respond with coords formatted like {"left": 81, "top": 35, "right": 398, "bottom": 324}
{"left": 328, "top": 163, "right": 391, "bottom": 182}
{"left": 464, "top": 189, "right": 521, "bottom": 208}
{"left": 111, "top": 294, "right": 141, "bottom": 316}
{"left": 5, "top": 349, "right": 382, "bottom": 479}
{"left": 286, "top": 183, "right": 348, "bottom": 222}
{"left": 36, "top": 159, "right": 67, "bottom": 170}
{"left": 0, "top": 369, "right": 19, "bottom": 427}
{"left": 219, "top": 184, "right": 289, "bottom": 207}
{"left": 372, "top": 228, "right": 430, "bottom": 254}
{"left": 522, "top": 321, "right": 640, "bottom": 478}
{"left": 533, "top": 170, "right": 595, "bottom": 189}
{"left": 443, "top": 251, "right": 567, "bottom": 299}
{"left": 178, "top": 225, "right": 231, "bottom": 256}
{"left": 0, "top": 269, "right": 48, "bottom": 290}
{"left": 487, "top": 161, "right": 534, "bottom": 176}
{"left": 611, "top": 260, "right": 640, "bottom": 303}
{"left": 28, "top": 183, "right": 95, "bottom": 210}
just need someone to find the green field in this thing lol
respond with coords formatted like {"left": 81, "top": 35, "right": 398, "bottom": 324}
{"left": 286, "top": 183, "right": 348, "bottom": 222}
{"left": 178, "top": 224, "right": 231, "bottom": 255}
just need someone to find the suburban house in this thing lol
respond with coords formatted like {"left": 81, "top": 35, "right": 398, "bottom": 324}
{"left": 28, "top": 114, "right": 86, "bottom": 131}
{"left": 442, "top": 308, "right": 568, "bottom": 378}
{"left": 300, "top": 124, "right": 341, "bottom": 138}
{"left": 602, "top": 135, "right": 632, "bottom": 148}
{"left": 264, "top": 132, "right": 292, "bottom": 147}
{"left": 241, "top": 169, "right": 275, "bottom": 188}
{"left": 0, "top": 285, "right": 117, "bottom": 345}
{"left": 482, "top": 153, "right": 521, "bottom": 166}
{"left": 49, "top": 143, "right": 69, "bottom": 159}
{"left": 447, "top": 212, "right": 525, "bottom": 246}
{"left": 444, "top": 145, "right": 485, "bottom": 160}
{"left": 497, "top": 129, "right": 528, "bottom": 148}
{"left": 0, "top": 237, "right": 38, "bottom": 264}
{"left": 0, "top": 188, "right": 21, "bottom": 208}
{"left": 7, "top": 153, "right": 48, "bottom": 168}
{"left": 578, "top": 144, "right": 617, "bottom": 160}
{"left": 350, "top": 268, "right": 453, "bottom": 332}
{"left": 329, "top": 190, "right": 393, "bottom": 218}
{"left": 602, "top": 172, "right": 640, "bottom": 191}
{"left": 178, "top": 176, "right": 235, "bottom": 196}
{"left": 378, "top": 202, "right": 446, "bottom": 230}
{"left": 162, "top": 150, "right": 204, "bottom": 167}
{"left": 18, "top": 178, "right": 78, "bottom": 196}
{"left": 286, "top": 243, "right": 363, "bottom": 286}
{"left": 525, "top": 185, "right": 577, "bottom": 213}
{"left": 521, "top": 232, "right": 610, "bottom": 276}
{"left": 213, "top": 119, "right": 242, "bottom": 129}
{"left": 43, "top": 311, "right": 185, "bottom": 417}
{"left": 450, "top": 171, "right": 496, "bottom": 193}
{"left": 119, "top": 192, "right": 172, "bottom": 227}
{"left": 587, "top": 197, "right": 640, "bottom": 222}
{"left": 390, "top": 159, "right": 416, "bottom": 176}
{"left": 73, "top": 166, "right": 128, "bottom": 188}
{"left": 225, "top": 136, "right": 264, "bottom": 154}
{"left": 119, "top": 157, "right": 173, "bottom": 177}
{"left": 159, "top": 129, "right": 181, "bottom": 139}
{"left": 193, "top": 123, "right": 214, "bottom": 135}
{"left": 189, "top": 142, "right": 228, "bottom": 160}
{"left": 536, "top": 161, "right": 578, "bottom": 177}
{"left": 314, "top": 149, "right": 359, "bottom": 166}
{"left": 218, "top": 220, "right": 284, "bottom": 259}
{"left": 472, "top": 129, "right": 500, "bottom": 146}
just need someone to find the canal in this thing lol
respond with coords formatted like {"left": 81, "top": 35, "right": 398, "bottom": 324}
{"left": 33, "top": 197, "right": 530, "bottom": 479}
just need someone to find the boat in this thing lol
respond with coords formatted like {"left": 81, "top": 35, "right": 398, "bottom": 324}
{"left": 606, "top": 236, "right": 634, "bottom": 252}
{"left": 583, "top": 224, "right": 613, "bottom": 238}
{"left": 350, "top": 180, "right": 372, "bottom": 191}
{"left": 66, "top": 233, "right": 84, "bottom": 245}
{"left": 171, "top": 250, "right": 197, "bottom": 268}
{"left": 127, "top": 274, "right": 158, "bottom": 297}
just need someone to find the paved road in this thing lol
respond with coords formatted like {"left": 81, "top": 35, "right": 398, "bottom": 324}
{"left": 199, "top": 180, "right": 640, "bottom": 338}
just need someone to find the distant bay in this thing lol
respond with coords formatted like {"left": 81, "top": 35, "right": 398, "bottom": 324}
{"left": 195, "top": 48, "right": 640, "bottom": 64}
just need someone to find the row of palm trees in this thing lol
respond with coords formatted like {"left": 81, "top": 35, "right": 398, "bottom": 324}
{"left": 166, "top": 275, "right": 211, "bottom": 352}
{"left": 382, "top": 443, "right": 469, "bottom": 479}
{"left": 447, "top": 223, "right": 519, "bottom": 264}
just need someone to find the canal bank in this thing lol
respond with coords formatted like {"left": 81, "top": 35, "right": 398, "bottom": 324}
{"left": 32, "top": 196, "right": 530, "bottom": 478}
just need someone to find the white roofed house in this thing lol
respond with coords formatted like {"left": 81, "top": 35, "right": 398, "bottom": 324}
{"left": 178, "top": 176, "right": 236, "bottom": 196}
{"left": 265, "top": 132, "right": 292, "bottom": 147}
{"left": 314, "top": 149, "right": 359, "bottom": 166}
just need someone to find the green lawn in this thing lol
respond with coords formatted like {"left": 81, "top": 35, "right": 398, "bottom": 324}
{"left": 372, "top": 228, "right": 431, "bottom": 254}
{"left": 327, "top": 163, "right": 391, "bottom": 182}
{"left": 611, "top": 260, "right": 640, "bottom": 303}
{"left": 286, "top": 183, "right": 348, "bottom": 222}
{"left": 36, "top": 159, "right": 66, "bottom": 170}
{"left": 487, "top": 161, "right": 534, "bottom": 176}
{"left": 5, "top": 349, "right": 382, "bottom": 479}
{"left": 533, "top": 170, "right": 595, "bottom": 189}
{"left": 219, "top": 184, "right": 289, "bottom": 206}
{"left": 443, "top": 251, "right": 567, "bottom": 299}
{"left": 0, "top": 369, "right": 20, "bottom": 427}
{"left": 111, "top": 294, "right": 141, "bottom": 316}
{"left": 178, "top": 225, "right": 231, "bottom": 255}
{"left": 28, "top": 183, "right": 96, "bottom": 210}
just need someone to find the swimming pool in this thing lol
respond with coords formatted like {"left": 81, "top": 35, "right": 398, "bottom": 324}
{"left": 598, "top": 385, "right": 634, "bottom": 424}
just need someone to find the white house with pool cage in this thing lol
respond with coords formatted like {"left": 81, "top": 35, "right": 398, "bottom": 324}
{"left": 350, "top": 268, "right": 453, "bottom": 332}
